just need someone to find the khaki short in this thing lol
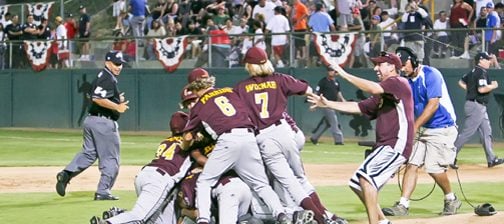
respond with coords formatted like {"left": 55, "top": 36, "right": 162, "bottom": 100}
{"left": 408, "top": 125, "right": 458, "bottom": 173}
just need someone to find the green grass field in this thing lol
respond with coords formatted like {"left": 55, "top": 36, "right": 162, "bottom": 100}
{"left": 0, "top": 128, "right": 503, "bottom": 224}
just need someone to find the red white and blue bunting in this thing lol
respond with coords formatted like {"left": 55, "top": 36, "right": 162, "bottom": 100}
{"left": 26, "top": 2, "right": 54, "bottom": 26}
{"left": 313, "top": 32, "right": 357, "bottom": 67}
{"left": 153, "top": 35, "right": 188, "bottom": 73}
{"left": 24, "top": 40, "right": 52, "bottom": 72}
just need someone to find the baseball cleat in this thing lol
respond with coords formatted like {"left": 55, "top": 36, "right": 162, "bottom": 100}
{"left": 56, "top": 171, "right": 70, "bottom": 197}
{"left": 102, "top": 206, "right": 127, "bottom": 219}
{"left": 90, "top": 216, "right": 105, "bottom": 224}
{"left": 94, "top": 193, "right": 119, "bottom": 201}
{"left": 293, "top": 210, "right": 314, "bottom": 224}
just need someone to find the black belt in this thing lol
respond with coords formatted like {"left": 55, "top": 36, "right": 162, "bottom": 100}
{"left": 142, "top": 166, "right": 166, "bottom": 176}
{"left": 468, "top": 99, "right": 487, "bottom": 105}
{"left": 89, "top": 112, "right": 113, "bottom": 120}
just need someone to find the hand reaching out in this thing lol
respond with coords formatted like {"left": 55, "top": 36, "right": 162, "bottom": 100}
{"left": 307, "top": 93, "right": 329, "bottom": 110}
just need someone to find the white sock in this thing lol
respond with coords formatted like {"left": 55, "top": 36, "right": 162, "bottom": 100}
{"left": 399, "top": 197, "right": 410, "bottom": 208}
{"left": 445, "top": 192, "right": 455, "bottom": 200}
{"left": 378, "top": 219, "right": 390, "bottom": 224}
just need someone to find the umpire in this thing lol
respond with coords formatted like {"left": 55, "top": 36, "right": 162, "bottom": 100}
{"left": 453, "top": 52, "right": 504, "bottom": 168}
{"left": 56, "top": 50, "right": 129, "bottom": 200}
{"left": 310, "top": 67, "right": 346, "bottom": 145}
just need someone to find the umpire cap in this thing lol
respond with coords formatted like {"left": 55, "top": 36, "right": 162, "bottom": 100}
{"left": 170, "top": 111, "right": 188, "bottom": 135}
{"left": 475, "top": 52, "right": 492, "bottom": 63}
{"left": 105, "top": 50, "right": 127, "bottom": 64}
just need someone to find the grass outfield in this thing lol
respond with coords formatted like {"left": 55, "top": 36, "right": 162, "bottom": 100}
{"left": 0, "top": 128, "right": 503, "bottom": 223}
{"left": 1, "top": 183, "right": 504, "bottom": 223}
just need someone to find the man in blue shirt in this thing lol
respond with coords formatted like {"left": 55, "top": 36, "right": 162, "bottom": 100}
{"left": 129, "top": 0, "right": 146, "bottom": 38}
{"left": 307, "top": 3, "right": 335, "bottom": 33}
{"left": 485, "top": 3, "right": 499, "bottom": 54}
{"left": 382, "top": 47, "right": 461, "bottom": 217}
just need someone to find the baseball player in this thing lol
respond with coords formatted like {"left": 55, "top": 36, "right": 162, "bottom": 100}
{"left": 56, "top": 50, "right": 129, "bottom": 200}
{"left": 90, "top": 111, "right": 192, "bottom": 224}
{"left": 382, "top": 47, "right": 461, "bottom": 216}
{"left": 308, "top": 52, "right": 414, "bottom": 224}
{"left": 234, "top": 46, "right": 338, "bottom": 224}
{"left": 453, "top": 52, "right": 504, "bottom": 168}
{"left": 181, "top": 68, "right": 290, "bottom": 224}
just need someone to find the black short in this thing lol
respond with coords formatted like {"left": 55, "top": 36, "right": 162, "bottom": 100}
{"left": 293, "top": 29, "right": 307, "bottom": 48}
{"left": 79, "top": 33, "right": 91, "bottom": 42}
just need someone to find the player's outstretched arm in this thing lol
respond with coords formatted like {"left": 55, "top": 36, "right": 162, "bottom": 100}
{"left": 330, "top": 63, "right": 384, "bottom": 95}
{"left": 307, "top": 93, "right": 361, "bottom": 114}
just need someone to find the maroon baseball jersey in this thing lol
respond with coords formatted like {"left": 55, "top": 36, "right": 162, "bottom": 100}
{"left": 146, "top": 136, "right": 191, "bottom": 176}
{"left": 184, "top": 87, "right": 254, "bottom": 138}
{"left": 234, "top": 73, "right": 308, "bottom": 130}
{"left": 179, "top": 170, "right": 200, "bottom": 209}
{"left": 358, "top": 76, "right": 414, "bottom": 159}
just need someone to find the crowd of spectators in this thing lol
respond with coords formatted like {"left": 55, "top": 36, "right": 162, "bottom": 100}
{"left": 0, "top": 0, "right": 503, "bottom": 69}
{"left": 112, "top": 0, "right": 503, "bottom": 68}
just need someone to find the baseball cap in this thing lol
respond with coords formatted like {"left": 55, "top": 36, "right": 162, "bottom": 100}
{"left": 169, "top": 111, "right": 189, "bottom": 135}
{"left": 395, "top": 47, "right": 417, "bottom": 65}
{"left": 105, "top": 50, "right": 127, "bottom": 64}
{"left": 370, "top": 52, "right": 402, "bottom": 70}
{"left": 475, "top": 52, "right": 491, "bottom": 62}
{"left": 180, "top": 86, "right": 198, "bottom": 102}
{"left": 55, "top": 16, "right": 63, "bottom": 23}
{"left": 486, "top": 2, "right": 494, "bottom": 8}
{"left": 243, "top": 47, "right": 268, "bottom": 65}
{"left": 79, "top": 5, "right": 85, "bottom": 9}
{"left": 187, "top": 68, "right": 210, "bottom": 83}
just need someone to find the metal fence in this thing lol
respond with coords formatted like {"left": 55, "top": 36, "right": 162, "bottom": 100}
{"left": 1, "top": 27, "right": 503, "bottom": 70}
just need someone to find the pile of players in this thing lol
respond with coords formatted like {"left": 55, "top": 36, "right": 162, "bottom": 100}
{"left": 89, "top": 46, "right": 347, "bottom": 224}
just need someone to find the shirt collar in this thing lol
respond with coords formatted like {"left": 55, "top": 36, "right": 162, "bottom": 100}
{"left": 104, "top": 66, "right": 118, "bottom": 83}
{"left": 475, "top": 65, "right": 487, "bottom": 73}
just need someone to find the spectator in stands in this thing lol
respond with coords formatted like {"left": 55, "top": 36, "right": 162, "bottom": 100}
{"left": 112, "top": 0, "right": 126, "bottom": 31}
{"left": 55, "top": 16, "right": 69, "bottom": 68}
{"left": 5, "top": 15, "right": 22, "bottom": 68}
{"left": 145, "top": 19, "right": 166, "bottom": 60}
{"left": 186, "top": 20, "right": 203, "bottom": 59}
{"left": 151, "top": 0, "right": 167, "bottom": 24}
{"left": 165, "top": 18, "right": 176, "bottom": 36}
{"left": 164, "top": 0, "right": 179, "bottom": 22}
{"left": 22, "top": 14, "right": 38, "bottom": 40}
{"left": 252, "top": 20, "right": 266, "bottom": 51}
{"left": 378, "top": 11, "right": 398, "bottom": 49}
{"left": 335, "top": 0, "right": 358, "bottom": 31}
{"left": 64, "top": 13, "right": 77, "bottom": 67}
{"left": 207, "top": 24, "right": 231, "bottom": 67}
{"left": 433, "top": 11, "right": 449, "bottom": 58}
{"left": 361, "top": 0, "right": 377, "bottom": 30}
{"left": 252, "top": 0, "right": 276, "bottom": 23}
{"left": 1, "top": 12, "right": 12, "bottom": 28}
{"left": 348, "top": 7, "right": 367, "bottom": 68}
{"left": 129, "top": 0, "right": 146, "bottom": 39}
{"left": 213, "top": 5, "right": 230, "bottom": 26}
{"left": 37, "top": 17, "right": 51, "bottom": 39}
{"left": 78, "top": 5, "right": 92, "bottom": 61}
{"left": 401, "top": 0, "right": 428, "bottom": 63}
{"left": 308, "top": 2, "right": 335, "bottom": 66}
{"left": 266, "top": 6, "right": 290, "bottom": 68}
{"left": 291, "top": 0, "right": 309, "bottom": 65}
{"left": 369, "top": 15, "right": 382, "bottom": 58}
{"left": 178, "top": 0, "right": 192, "bottom": 27}
{"left": 485, "top": 3, "right": 500, "bottom": 55}
{"left": 449, "top": 0, "right": 473, "bottom": 59}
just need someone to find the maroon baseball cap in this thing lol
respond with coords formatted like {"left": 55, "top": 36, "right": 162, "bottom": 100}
{"left": 187, "top": 68, "right": 209, "bottom": 84}
{"left": 170, "top": 111, "right": 189, "bottom": 135}
{"left": 180, "top": 86, "right": 198, "bottom": 102}
{"left": 243, "top": 47, "right": 268, "bottom": 64}
{"left": 370, "top": 52, "right": 402, "bottom": 70}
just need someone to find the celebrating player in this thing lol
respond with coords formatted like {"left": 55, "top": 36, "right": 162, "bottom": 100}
{"left": 308, "top": 52, "right": 415, "bottom": 224}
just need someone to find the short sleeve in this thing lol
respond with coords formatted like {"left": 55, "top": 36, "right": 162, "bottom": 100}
{"left": 476, "top": 70, "right": 489, "bottom": 87}
{"left": 91, "top": 74, "right": 115, "bottom": 99}
{"left": 425, "top": 68, "right": 443, "bottom": 99}
{"left": 379, "top": 76, "right": 403, "bottom": 101}
{"left": 279, "top": 74, "right": 308, "bottom": 96}
{"left": 358, "top": 96, "right": 380, "bottom": 120}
